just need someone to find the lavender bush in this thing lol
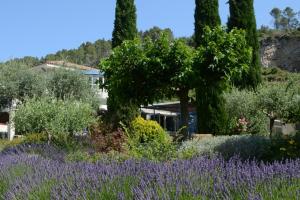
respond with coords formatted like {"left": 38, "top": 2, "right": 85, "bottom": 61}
{"left": 1, "top": 145, "right": 300, "bottom": 200}
{"left": 178, "top": 135, "right": 271, "bottom": 160}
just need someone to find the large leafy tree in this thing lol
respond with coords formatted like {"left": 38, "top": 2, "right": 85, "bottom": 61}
{"left": 101, "top": 37, "right": 169, "bottom": 126}
{"left": 194, "top": 0, "right": 221, "bottom": 47}
{"left": 101, "top": 34, "right": 195, "bottom": 135}
{"left": 112, "top": 0, "right": 137, "bottom": 48}
{"left": 193, "top": 26, "right": 252, "bottom": 135}
{"left": 228, "top": 0, "right": 261, "bottom": 89}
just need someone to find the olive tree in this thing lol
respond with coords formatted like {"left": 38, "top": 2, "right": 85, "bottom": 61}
{"left": 45, "top": 69, "right": 99, "bottom": 108}
{"left": 0, "top": 63, "right": 45, "bottom": 108}
{"left": 14, "top": 97, "right": 95, "bottom": 144}
{"left": 256, "top": 80, "right": 300, "bottom": 135}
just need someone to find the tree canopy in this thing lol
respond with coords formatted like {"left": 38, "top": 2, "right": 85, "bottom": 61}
{"left": 270, "top": 7, "right": 300, "bottom": 30}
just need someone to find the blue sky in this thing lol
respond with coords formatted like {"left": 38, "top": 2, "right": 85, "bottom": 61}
{"left": 0, "top": 0, "right": 299, "bottom": 61}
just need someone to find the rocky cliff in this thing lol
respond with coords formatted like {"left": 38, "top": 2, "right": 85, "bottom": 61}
{"left": 260, "top": 35, "right": 300, "bottom": 72}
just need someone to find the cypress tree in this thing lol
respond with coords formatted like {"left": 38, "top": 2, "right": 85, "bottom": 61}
{"left": 108, "top": 0, "right": 139, "bottom": 126}
{"left": 194, "top": 0, "right": 225, "bottom": 134}
{"left": 112, "top": 0, "right": 137, "bottom": 48}
{"left": 194, "top": 0, "right": 221, "bottom": 47}
{"left": 228, "top": 0, "right": 261, "bottom": 88}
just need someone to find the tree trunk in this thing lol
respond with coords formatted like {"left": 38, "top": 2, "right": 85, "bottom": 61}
{"left": 269, "top": 117, "right": 276, "bottom": 138}
{"left": 178, "top": 89, "right": 189, "bottom": 140}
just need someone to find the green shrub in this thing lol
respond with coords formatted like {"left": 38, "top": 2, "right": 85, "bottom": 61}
{"left": 129, "top": 117, "right": 171, "bottom": 144}
{"left": 224, "top": 88, "right": 268, "bottom": 135}
{"left": 23, "top": 133, "right": 48, "bottom": 144}
{"left": 128, "top": 141, "right": 177, "bottom": 161}
{"left": 126, "top": 117, "right": 175, "bottom": 161}
{"left": 46, "top": 69, "right": 99, "bottom": 108}
{"left": 269, "top": 131, "right": 300, "bottom": 160}
{"left": 14, "top": 97, "right": 95, "bottom": 146}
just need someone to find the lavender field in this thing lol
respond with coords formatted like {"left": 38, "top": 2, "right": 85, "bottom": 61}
{"left": 0, "top": 145, "right": 300, "bottom": 200}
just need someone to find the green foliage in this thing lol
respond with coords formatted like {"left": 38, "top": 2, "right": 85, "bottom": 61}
{"left": 269, "top": 132, "right": 300, "bottom": 160}
{"left": 194, "top": 0, "right": 221, "bottom": 47}
{"left": 46, "top": 69, "right": 99, "bottom": 107}
{"left": 193, "top": 26, "right": 252, "bottom": 134}
{"left": 126, "top": 117, "right": 176, "bottom": 161}
{"left": 224, "top": 81, "right": 299, "bottom": 136}
{"left": 228, "top": 0, "right": 261, "bottom": 88}
{"left": 140, "top": 26, "right": 174, "bottom": 42}
{"left": 108, "top": 0, "right": 138, "bottom": 126}
{"left": 0, "top": 39, "right": 111, "bottom": 68}
{"left": 13, "top": 97, "right": 95, "bottom": 143}
{"left": 0, "top": 63, "right": 45, "bottom": 108}
{"left": 256, "top": 83, "right": 290, "bottom": 120}
{"left": 168, "top": 40, "right": 194, "bottom": 90}
{"left": 0, "top": 139, "right": 23, "bottom": 152}
{"left": 262, "top": 67, "right": 290, "bottom": 82}
{"left": 0, "top": 56, "right": 41, "bottom": 68}
{"left": 112, "top": 0, "right": 137, "bottom": 48}
{"left": 102, "top": 35, "right": 194, "bottom": 131}
{"left": 224, "top": 88, "right": 268, "bottom": 135}
{"left": 66, "top": 151, "right": 102, "bottom": 163}
{"left": 23, "top": 133, "right": 48, "bottom": 144}
{"left": 255, "top": 80, "right": 300, "bottom": 135}
{"left": 101, "top": 35, "right": 173, "bottom": 125}
{"left": 288, "top": 95, "right": 300, "bottom": 122}
{"left": 178, "top": 135, "right": 272, "bottom": 160}
{"left": 129, "top": 117, "right": 171, "bottom": 144}
{"left": 270, "top": 7, "right": 300, "bottom": 30}
{"left": 128, "top": 141, "right": 177, "bottom": 161}
{"left": 0, "top": 64, "right": 99, "bottom": 110}
{"left": 43, "top": 39, "right": 112, "bottom": 67}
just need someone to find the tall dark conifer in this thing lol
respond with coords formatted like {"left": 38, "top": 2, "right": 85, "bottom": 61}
{"left": 228, "top": 0, "right": 261, "bottom": 88}
{"left": 194, "top": 0, "right": 221, "bottom": 47}
{"left": 194, "top": 0, "right": 224, "bottom": 135}
{"left": 108, "top": 0, "right": 139, "bottom": 126}
{"left": 112, "top": 0, "right": 137, "bottom": 48}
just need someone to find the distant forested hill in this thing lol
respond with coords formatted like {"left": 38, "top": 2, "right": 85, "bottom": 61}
{"left": 0, "top": 39, "right": 112, "bottom": 68}
{"left": 0, "top": 27, "right": 176, "bottom": 68}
